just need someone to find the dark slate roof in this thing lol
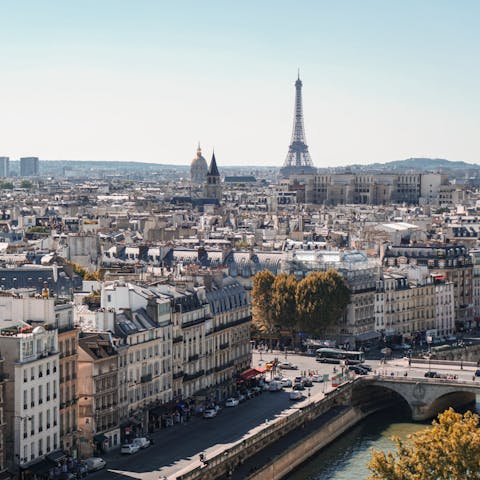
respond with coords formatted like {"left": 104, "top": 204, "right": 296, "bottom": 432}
{"left": 208, "top": 153, "right": 220, "bottom": 177}
{"left": 224, "top": 176, "right": 256, "bottom": 183}
{"left": 114, "top": 308, "right": 156, "bottom": 338}
{"left": 206, "top": 277, "right": 248, "bottom": 315}
{"left": 79, "top": 332, "right": 117, "bottom": 360}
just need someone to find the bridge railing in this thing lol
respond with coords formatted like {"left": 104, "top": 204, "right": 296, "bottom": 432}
{"left": 366, "top": 374, "right": 480, "bottom": 388}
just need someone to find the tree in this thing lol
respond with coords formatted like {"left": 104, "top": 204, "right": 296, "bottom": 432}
{"left": 251, "top": 270, "right": 276, "bottom": 345}
{"left": 272, "top": 273, "right": 298, "bottom": 347}
{"left": 296, "top": 269, "right": 350, "bottom": 337}
{"left": 369, "top": 408, "right": 480, "bottom": 480}
{"left": 20, "top": 180, "right": 33, "bottom": 189}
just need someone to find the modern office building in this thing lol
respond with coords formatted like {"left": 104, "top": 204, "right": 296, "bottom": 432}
{"left": 20, "top": 157, "right": 39, "bottom": 177}
{"left": 0, "top": 158, "right": 9, "bottom": 178}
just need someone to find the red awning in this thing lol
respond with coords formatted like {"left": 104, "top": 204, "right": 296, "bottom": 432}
{"left": 255, "top": 367, "right": 266, "bottom": 374}
{"left": 240, "top": 368, "right": 259, "bottom": 381}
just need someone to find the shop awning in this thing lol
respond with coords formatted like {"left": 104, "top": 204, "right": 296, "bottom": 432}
{"left": 240, "top": 368, "right": 260, "bottom": 381}
{"left": 255, "top": 367, "right": 266, "bottom": 374}
{"left": 93, "top": 434, "right": 108, "bottom": 444}
{"left": 46, "top": 450, "right": 67, "bottom": 463}
{"left": 356, "top": 331, "right": 381, "bottom": 342}
{"left": 21, "top": 458, "right": 53, "bottom": 475}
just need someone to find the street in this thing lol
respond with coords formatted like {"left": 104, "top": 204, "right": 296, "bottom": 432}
{"left": 89, "top": 352, "right": 476, "bottom": 479}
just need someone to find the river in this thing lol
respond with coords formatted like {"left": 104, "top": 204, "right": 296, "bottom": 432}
{"left": 285, "top": 402, "right": 478, "bottom": 480}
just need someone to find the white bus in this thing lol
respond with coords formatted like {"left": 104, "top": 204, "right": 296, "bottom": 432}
{"left": 316, "top": 348, "right": 365, "bottom": 365}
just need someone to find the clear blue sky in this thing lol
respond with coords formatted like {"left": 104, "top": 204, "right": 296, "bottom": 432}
{"left": 0, "top": 0, "right": 479, "bottom": 167}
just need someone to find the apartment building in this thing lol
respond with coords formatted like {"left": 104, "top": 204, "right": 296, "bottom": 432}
{"left": 77, "top": 333, "right": 119, "bottom": 458}
{"left": 0, "top": 358, "right": 7, "bottom": 479}
{"left": 383, "top": 245, "right": 473, "bottom": 329}
{"left": 0, "top": 319, "right": 60, "bottom": 475}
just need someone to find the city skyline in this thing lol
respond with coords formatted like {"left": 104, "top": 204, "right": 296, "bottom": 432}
{"left": 1, "top": 1, "right": 479, "bottom": 167}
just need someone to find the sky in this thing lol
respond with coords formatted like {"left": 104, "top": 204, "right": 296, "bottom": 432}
{"left": 0, "top": 0, "right": 479, "bottom": 168}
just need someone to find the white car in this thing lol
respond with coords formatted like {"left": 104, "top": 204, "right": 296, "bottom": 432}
{"left": 203, "top": 408, "right": 217, "bottom": 418}
{"left": 121, "top": 443, "right": 140, "bottom": 454}
{"left": 225, "top": 397, "right": 239, "bottom": 407}
{"left": 278, "top": 362, "right": 298, "bottom": 370}
{"left": 311, "top": 374, "right": 324, "bottom": 383}
{"left": 132, "top": 437, "right": 150, "bottom": 449}
{"left": 84, "top": 457, "right": 106, "bottom": 472}
{"left": 290, "top": 390, "right": 304, "bottom": 401}
{"left": 280, "top": 378, "right": 293, "bottom": 388}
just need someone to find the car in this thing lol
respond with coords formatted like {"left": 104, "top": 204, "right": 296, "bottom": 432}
{"left": 475, "top": 369, "right": 480, "bottom": 377}
{"left": 235, "top": 393, "right": 246, "bottom": 402}
{"left": 311, "top": 374, "right": 324, "bottom": 383}
{"left": 360, "top": 364, "right": 372, "bottom": 372}
{"left": 302, "top": 377, "right": 313, "bottom": 387}
{"left": 278, "top": 362, "right": 298, "bottom": 370}
{"left": 289, "top": 390, "right": 304, "bottom": 401}
{"left": 280, "top": 378, "right": 293, "bottom": 388}
{"left": 246, "top": 389, "right": 256, "bottom": 399}
{"left": 251, "top": 386, "right": 262, "bottom": 394}
{"left": 225, "top": 397, "right": 239, "bottom": 407}
{"left": 121, "top": 443, "right": 140, "bottom": 454}
{"left": 294, "top": 376, "right": 304, "bottom": 385}
{"left": 293, "top": 382, "right": 305, "bottom": 391}
{"left": 84, "top": 457, "right": 106, "bottom": 472}
{"left": 424, "top": 371, "right": 439, "bottom": 378}
{"left": 203, "top": 408, "right": 217, "bottom": 418}
{"left": 349, "top": 365, "right": 368, "bottom": 375}
{"left": 133, "top": 437, "right": 151, "bottom": 449}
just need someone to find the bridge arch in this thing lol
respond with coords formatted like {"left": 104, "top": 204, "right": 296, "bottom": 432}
{"left": 353, "top": 378, "right": 479, "bottom": 421}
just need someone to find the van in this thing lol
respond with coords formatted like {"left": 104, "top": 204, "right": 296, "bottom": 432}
{"left": 268, "top": 380, "right": 283, "bottom": 392}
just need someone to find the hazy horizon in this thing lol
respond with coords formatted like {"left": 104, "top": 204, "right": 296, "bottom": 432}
{"left": 1, "top": 1, "right": 479, "bottom": 167}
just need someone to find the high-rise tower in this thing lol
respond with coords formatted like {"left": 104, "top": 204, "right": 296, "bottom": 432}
{"left": 280, "top": 74, "right": 316, "bottom": 177}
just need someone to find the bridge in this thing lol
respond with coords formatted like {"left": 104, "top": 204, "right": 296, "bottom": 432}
{"left": 352, "top": 375, "right": 480, "bottom": 420}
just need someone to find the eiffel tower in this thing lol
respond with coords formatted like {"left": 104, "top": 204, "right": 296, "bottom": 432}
{"left": 280, "top": 73, "right": 316, "bottom": 177}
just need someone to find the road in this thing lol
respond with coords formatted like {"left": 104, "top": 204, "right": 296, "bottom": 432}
{"left": 89, "top": 352, "right": 476, "bottom": 479}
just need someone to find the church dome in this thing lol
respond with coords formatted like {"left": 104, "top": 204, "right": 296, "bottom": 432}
{"left": 190, "top": 144, "right": 208, "bottom": 184}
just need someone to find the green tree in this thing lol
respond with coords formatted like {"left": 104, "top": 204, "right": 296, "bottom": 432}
{"left": 0, "top": 181, "right": 13, "bottom": 190}
{"left": 272, "top": 273, "right": 298, "bottom": 347}
{"left": 368, "top": 408, "right": 480, "bottom": 480}
{"left": 296, "top": 269, "right": 350, "bottom": 337}
{"left": 251, "top": 270, "right": 276, "bottom": 346}
{"left": 20, "top": 180, "right": 33, "bottom": 189}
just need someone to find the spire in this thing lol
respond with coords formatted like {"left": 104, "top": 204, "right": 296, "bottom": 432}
{"left": 208, "top": 151, "right": 220, "bottom": 177}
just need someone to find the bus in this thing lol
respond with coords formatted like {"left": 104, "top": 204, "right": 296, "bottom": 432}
{"left": 316, "top": 348, "right": 365, "bottom": 365}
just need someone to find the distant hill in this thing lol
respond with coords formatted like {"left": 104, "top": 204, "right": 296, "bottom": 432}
{"left": 346, "top": 158, "right": 480, "bottom": 172}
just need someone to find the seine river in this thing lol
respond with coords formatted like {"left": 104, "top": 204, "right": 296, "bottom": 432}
{"left": 285, "top": 403, "right": 478, "bottom": 480}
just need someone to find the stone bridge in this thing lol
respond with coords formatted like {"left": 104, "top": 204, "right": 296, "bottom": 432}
{"left": 352, "top": 376, "right": 480, "bottom": 421}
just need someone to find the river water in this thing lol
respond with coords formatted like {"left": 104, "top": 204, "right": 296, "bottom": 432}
{"left": 285, "top": 403, "right": 478, "bottom": 480}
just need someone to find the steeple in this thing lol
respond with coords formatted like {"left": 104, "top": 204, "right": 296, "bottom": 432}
{"left": 208, "top": 151, "right": 220, "bottom": 177}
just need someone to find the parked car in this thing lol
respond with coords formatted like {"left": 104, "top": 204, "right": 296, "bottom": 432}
{"left": 121, "top": 443, "right": 140, "bottom": 454}
{"left": 203, "top": 408, "right": 217, "bottom": 419}
{"left": 280, "top": 378, "right": 293, "bottom": 388}
{"left": 84, "top": 457, "right": 106, "bottom": 472}
{"left": 133, "top": 437, "right": 151, "bottom": 449}
{"left": 424, "top": 371, "right": 440, "bottom": 378}
{"left": 235, "top": 392, "right": 246, "bottom": 403}
{"left": 475, "top": 369, "right": 480, "bottom": 377}
{"left": 311, "top": 374, "right": 324, "bottom": 383}
{"left": 289, "top": 390, "right": 304, "bottom": 401}
{"left": 302, "top": 377, "right": 313, "bottom": 387}
{"left": 293, "top": 382, "right": 305, "bottom": 391}
{"left": 278, "top": 362, "right": 298, "bottom": 370}
{"left": 225, "top": 397, "right": 239, "bottom": 407}
{"left": 360, "top": 364, "right": 372, "bottom": 372}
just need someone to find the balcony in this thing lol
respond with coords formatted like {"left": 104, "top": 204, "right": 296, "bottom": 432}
{"left": 173, "top": 335, "right": 183, "bottom": 344}
{"left": 140, "top": 373, "right": 152, "bottom": 384}
{"left": 188, "top": 354, "right": 199, "bottom": 362}
{"left": 172, "top": 371, "right": 184, "bottom": 380}
{"left": 219, "top": 342, "right": 230, "bottom": 350}
{"left": 183, "top": 369, "right": 205, "bottom": 382}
